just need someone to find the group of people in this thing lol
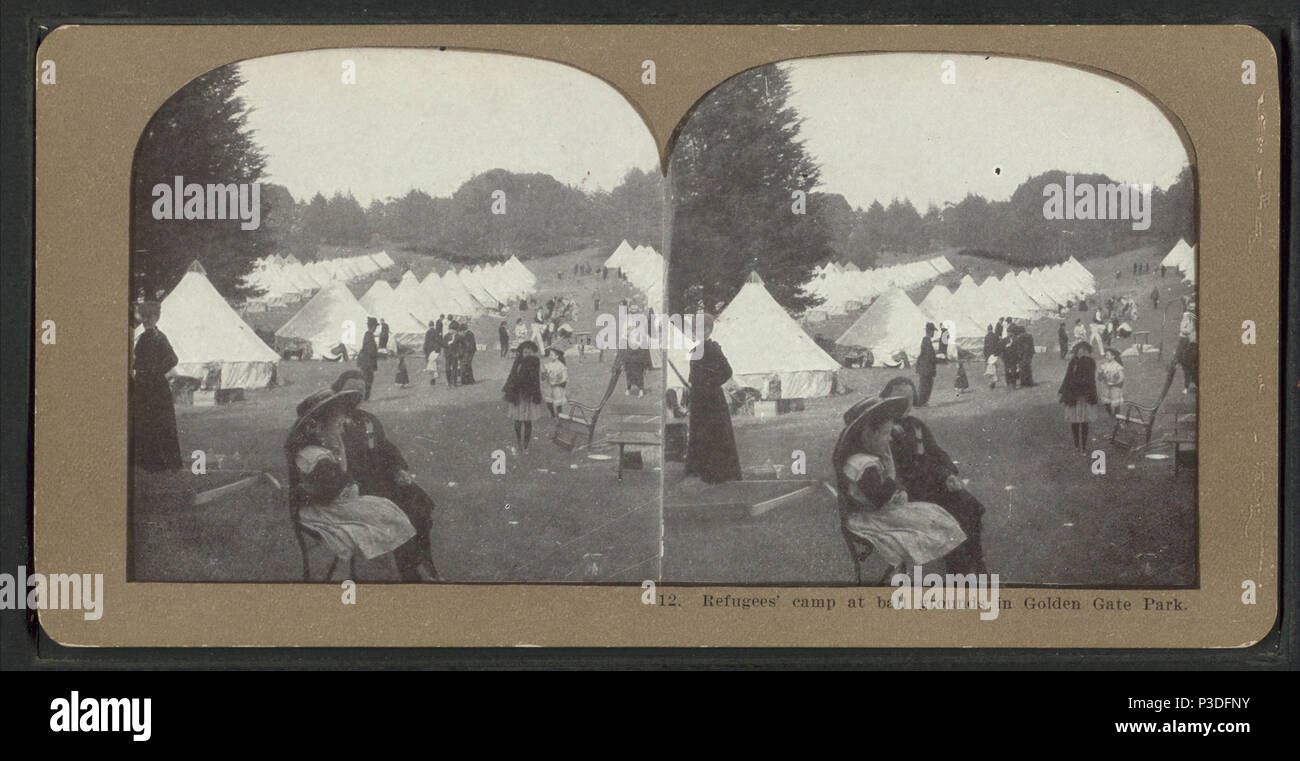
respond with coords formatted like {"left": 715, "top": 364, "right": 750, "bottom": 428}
{"left": 285, "top": 370, "right": 440, "bottom": 581}
{"left": 832, "top": 376, "right": 988, "bottom": 578}
{"left": 501, "top": 341, "right": 571, "bottom": 453}
{"left": 979, "top": 318, "right": 1036, "bottom": 391}
{"left": 420, "top": 315, "right": 478, "bottom": 388}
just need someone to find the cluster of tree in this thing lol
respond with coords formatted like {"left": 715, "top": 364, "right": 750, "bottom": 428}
{"left": 669, "top": 63, "right": 832, "bottom": 314}
{"left": 131, "top": 64, "right": 663, "bottom": 300}
{"left": 130, "top": 66, "right": 276, "bottom": 300}
{"left": 808, "top": 168, "right": 1194, "bottom": 269}
{"left": 264, "top": 167, "right": 665, "bottom": 266}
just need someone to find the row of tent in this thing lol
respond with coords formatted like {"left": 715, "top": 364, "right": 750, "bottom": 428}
{"left": 839, "top": 257, "right": 1098, "bottom": 362}
{"left": 805, "top": 256, "right": 955, "bottom": 315}
{"left": 243, "top": 251, "right": 398, "bottom": 308}
{"left": 604, "top": 239, "right": 666, "bottom": 312}
{"left": 277, "top": 256, "right": 537, "bottom": 355}
{"left": 1159, "top": 238, "right": 1196, "bottom": 285}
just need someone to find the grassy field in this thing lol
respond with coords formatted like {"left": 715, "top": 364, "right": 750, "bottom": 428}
{"left": 134, "top": 242, "right": 1196, "bottom": 587}
{"left": 664, "top": 244, "right": 1197, "bottom": 586}
{"left": 133, "top": 244, "right": 663, "bottom": 583}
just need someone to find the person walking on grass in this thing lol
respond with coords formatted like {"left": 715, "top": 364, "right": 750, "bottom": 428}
{"left": 915, "top": 322, "right": 938, "bottom": 406}
{"left": 394, "top": 352, "right": 410, "bottom": 388}
{"left": 498, "top": 320, "right": 510, "bottom": 358}
{"left": 1058, "top": 321, "right": 1069, "bottom": 359}
{"left": 1058, "top": 341, "right": 1099, "bottom": 454}
{"left": 953, "top": 358, "right": 969, "bottom": 398}
{"left": 503, "top": 340, "right": 543, "bottom": 454}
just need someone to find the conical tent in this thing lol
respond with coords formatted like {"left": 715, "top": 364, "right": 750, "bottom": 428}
{"left": 1161, "top": 239, "right": 1194, "bottom": 271}
{"left": 713, "top": 272, "right": 840, "bottom": 398}
{"left": 918, "top": 285, "right": 953, "bottom": 320}
{"left": 440, "top": 269, "right": 482, "bottom": 316}
{"left": 359, "top": 280, "right": 393, "bottom": 313}
{"left": 368, "top": 286, "right": 430, "bottom": 349}
{"left": 604, "top": 239, "right": 636, "bottom": 269}
{"left": 141, "top": 261, "right": 279, "bottom": 389}
{"left": 276, "top": 281, "right": 371, "bottom": 356}
{"left": 836, "top": 287, "right": 933, "bottom": 363}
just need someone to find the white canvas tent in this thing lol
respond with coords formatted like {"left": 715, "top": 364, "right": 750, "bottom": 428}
{"left": 1161, "top": 239, "right": 1195, "bottom": 271}
{"left": 835, "top": 287, "right": 933, "bottom": 363}
{"left": 140, "top": 261, "right": 279, "bottom": 389}
{"left": 712, "top": 272, "right": 841, "bottom": 398}
{"left": 359, "top": 280, "right": 393, "bottom": 313}
{"left": 275, "top": 281, "right": 371, "bottom": 357}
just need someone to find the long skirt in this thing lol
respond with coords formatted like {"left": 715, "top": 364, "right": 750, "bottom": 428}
{"left": 132, "top": 373, "right": 182, "bottom": 472}
{"left": 844, "top": 501, "right": 967, "bottom": 567}
{"left": 298, "top": 484, "right": 416, "bottom": 561}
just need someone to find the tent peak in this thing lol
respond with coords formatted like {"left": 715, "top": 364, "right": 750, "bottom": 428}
{"left": 746, "top": 271, "right": 764, "bottom": 284}
{"left": 186, "top": 260, "right": 207, "bottom": 275}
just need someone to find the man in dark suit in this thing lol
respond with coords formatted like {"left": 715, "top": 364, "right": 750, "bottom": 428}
{"left": 915, "top": 322, "right": 938, "bottom": 406}
{"left": 357, "top": 317, "right": 380, "bottom": 400}
{"left": 423, "top": 320, "right": 441, "bottom": 386}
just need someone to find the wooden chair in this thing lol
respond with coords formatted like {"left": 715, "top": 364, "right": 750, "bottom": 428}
{"left": 553, "top": 364, "right": 623, "bottom": 450}
{"left": 1110, "top": 400, "right": 1159, "bottom": 451}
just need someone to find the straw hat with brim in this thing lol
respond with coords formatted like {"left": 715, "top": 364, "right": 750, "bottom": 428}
{"left": 290, "top": 388, "right": 361, "bottom": 438}
{"left": 837, "top": 394, "right": 912, "bottom": 451}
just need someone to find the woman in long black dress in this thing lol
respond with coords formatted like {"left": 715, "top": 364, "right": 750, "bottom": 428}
{"left": 684, "top": 314, "right": 742, "bottom": 484}
{"left": 132, "top": 300, "right": 182, "bottom": 472}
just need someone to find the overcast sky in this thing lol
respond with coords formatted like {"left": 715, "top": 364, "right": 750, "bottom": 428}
{"left": 783, "top": 53, "right": 1191, "bottom": 211}
{"left": 237, "top": 48, "right": 659, "bottom": 205}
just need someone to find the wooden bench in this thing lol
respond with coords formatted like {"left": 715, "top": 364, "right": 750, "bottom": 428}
{"left": 601, "top": 402, "right": 662, "bottom": 480}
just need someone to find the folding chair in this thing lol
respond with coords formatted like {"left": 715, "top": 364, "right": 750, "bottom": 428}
{"left": 1110, "top": 400, "right": 1159, "bottom": 451}
{"left": 553, "top": 363, "right": 623, "bottom": 450}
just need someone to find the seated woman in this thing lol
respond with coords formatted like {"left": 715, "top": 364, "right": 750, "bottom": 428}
{"left": 285, "top": 387, "right": 420, "bottom": 580}
{"left": 831, "top": 394, "right": 966, "bottom": 583}
{"left": 878, "top": 376, "right": 988, "bottom": 574}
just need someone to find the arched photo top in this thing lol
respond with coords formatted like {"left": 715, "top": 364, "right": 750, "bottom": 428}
{"left": 129, "top": 46, "right": 662, "bottom": 300}
{"left": 668, "top": 51, "right": 1194, "bottom": 214}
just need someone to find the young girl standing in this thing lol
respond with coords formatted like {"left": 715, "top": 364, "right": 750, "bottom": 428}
{"left": 503, "top": 340, "right": 544, "bottom": 453}
{"left": 953, "top": 357, "right": 970, "bottom": 398}
{"left": 542, "top": 347, "right": 568, "bottom": 418}
{"left": 1058, "top": 342, "right": 1099, "bottom": 453}
{"left": 1097, "top": 348, "right": 1125, "bottom": 416}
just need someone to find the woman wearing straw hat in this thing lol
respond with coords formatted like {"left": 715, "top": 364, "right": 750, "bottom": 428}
{"left": 284, "top": 387, "right": 419, "bottom": 579}
{"left": 832, "top": 392, "right": 966, "bottom": 582}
